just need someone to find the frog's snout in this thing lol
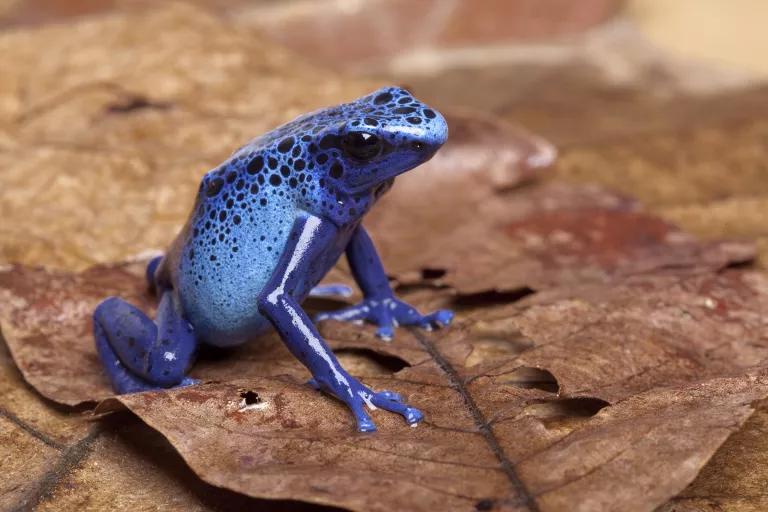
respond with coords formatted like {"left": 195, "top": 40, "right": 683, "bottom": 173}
{"left": 407, "top": 108, "right": 448, "bottom": 158}
{"left": 423, "top": 108, "right": 448, "bottom": 150}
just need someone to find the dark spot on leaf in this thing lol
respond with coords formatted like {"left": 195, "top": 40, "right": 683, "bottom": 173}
{"left": 106, "top": 95, "right": 172, "bottom": 114}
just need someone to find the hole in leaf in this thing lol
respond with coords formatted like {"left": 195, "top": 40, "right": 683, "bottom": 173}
{"left": 454, "top": 287, "right": 535, "bottom": 308}
{"left": 239, "top": 390, "right": 260, "bottom": 406}
{"left": 721, "top": 258, "right": 754, "bottom": 271}
{"left": 420, "top": 267, "right": 446, "bottom": 280}
{"left": 335, "top": 348, "right": 409, "bottom": 375}
{"left": 524, "top": 397, "right": 610, "bottom": 426}
{"left": 475, "top": 498, "right": 495, "bottom": 511}
{"left": 502, "top": 367, "right": 559, "bottom": 393}
{"left": 465, "top": 334, "right": 535, "bottom": 366}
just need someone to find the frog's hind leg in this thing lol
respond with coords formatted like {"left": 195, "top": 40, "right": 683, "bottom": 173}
{"left": 145, "top": 254, "right": 164, "bottom": 294}
{"left": 93, "top": 290, "right": 199, "bottom": 394}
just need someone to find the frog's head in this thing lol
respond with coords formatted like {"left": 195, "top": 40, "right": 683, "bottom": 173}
{"left": 311, "top": 86, "right": 448, "bottom": 195}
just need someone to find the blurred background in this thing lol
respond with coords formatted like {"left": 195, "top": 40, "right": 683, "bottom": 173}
{"left": 2, "top": 0, "right": 767, "bottom": 267}
{"left": 2, "top": 0, "right": 768, "bottom": 79}
{"left": 3, "top": 0, "right": 768, "bottom": 77}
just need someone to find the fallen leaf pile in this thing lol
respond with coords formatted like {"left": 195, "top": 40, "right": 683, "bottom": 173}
{"left": 1, "top": 5, "right": 767, "bottom": 512}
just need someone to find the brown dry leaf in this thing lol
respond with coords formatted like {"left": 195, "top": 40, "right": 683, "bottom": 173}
{"left": 0, "top": 170, "right": 754, "bottom": 407}
{"left": 0, "top": 4, "right": 372, "bottom": 271}
{"left": 3, "top": 264, "right": 768, "bottom": 511}
{"left": 657, "top": 400, "right": 768, "bottom": 512}
{"left": 369, "top": 180, "right": 753, "bottom": 293}
{"left": 460, "top": 270, "right": 768, "bottom": 403}
{"left": 1, "top": 3, "right": 767, "bottom": 512}
{"left": 0, "top": 330, "right": 98, "bottom": 511}
{"left": 0, "top": 4, "right": 551, "bottom": 274}
{"left": 30, "top": 413, "right": 331, "bottom": 512}
{"left": 93, "top": 370, "right": 768, "bottom": 512}
{"left": 0, "top": 415, "right": 63, "bottom": 510}
{"left": 228, "top": 0, "right": 619, "bottom": 70}
{"left": 0, "top": 262, "right": 430, "bottom": 406}
{"left": 88, "top": 269, "right": 768, "bottom": 512}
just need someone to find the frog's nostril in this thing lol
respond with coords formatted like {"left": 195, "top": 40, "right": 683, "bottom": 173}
{"left": 411, "top": 141, "right": 425, "bottom": 151}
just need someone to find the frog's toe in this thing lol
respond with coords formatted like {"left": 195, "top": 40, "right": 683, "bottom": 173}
{"left": 179, "top": 377, "right": 201, "bottom": 387}
{"left": 423, "top": 309, "right": 454, "bottom": 329}
{"left": 375, "top": 324, "right": 395, "bottom": 341}
{"left": 371, "top": 391, "right": 423, "bottom": 425}
{"left": 351, "top": 400, "right": 377, "bottom": 432}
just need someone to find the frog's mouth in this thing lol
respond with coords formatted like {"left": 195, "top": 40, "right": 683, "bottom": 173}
{"left": 344, "top": 143, "right": 441, "bottom": 195}
{"left": 372, "top": 178, "right": 395, "bottom": 199}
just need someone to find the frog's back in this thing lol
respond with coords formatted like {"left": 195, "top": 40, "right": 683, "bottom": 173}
{"left": 171, "top": 116, "right": 354, "bottom": 346}
{"left": 168, "top": 87, "right": 446, "bottom": 346}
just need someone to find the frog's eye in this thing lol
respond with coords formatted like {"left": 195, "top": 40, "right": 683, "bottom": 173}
{"left": 342, "top": 131, "right": 382, "bottom": 161}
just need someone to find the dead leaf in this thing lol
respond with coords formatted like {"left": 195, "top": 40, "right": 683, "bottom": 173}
{"left": 91, "top": 346, "right": 768, "bottom": 512}
{"left": 369, "top": 181, "right": 753, "bottom": 293}
{"left": 2, "top": 3, "right": 768, "bottom": 512}
{"left": 30, "top": 413, "right": 327, "bottom": 512}
{"left": 3, "top": 264, "right": 768, "bottom": 511}
{"left": 657, "top": 400, "right": 768, "bottom": 512}
{"left": 0, "top": 4, "right": 375, "bottom": 271}
{"left": 0, "top": 337, "right": 98, "bottom": 511}
{"left": 0, "top": 415, "right": 63, "bottom": 510}
{"left": 0, "top": 262, "right": 433, "bottom": 406}
{"left": 460, "top": 270, "right": 768, "bottom": 403}
{"left": 0, "top": 3, "right": 556, "bottom": 275}
{"left": 227, "top": 0, "right": 619, "bottom": 71}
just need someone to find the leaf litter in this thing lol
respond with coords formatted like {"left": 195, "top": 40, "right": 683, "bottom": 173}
{"left": 0, "top": 4, "right": 767, "bottom": 512}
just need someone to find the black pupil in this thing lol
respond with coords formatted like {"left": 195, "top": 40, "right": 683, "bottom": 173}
{"left": 343, "top": 132, "right": 381, "bottom": 160}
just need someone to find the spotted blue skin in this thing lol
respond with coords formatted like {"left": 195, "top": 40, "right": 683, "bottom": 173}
{"left": 92, "top": 87, "right": 453, "bottom": 432}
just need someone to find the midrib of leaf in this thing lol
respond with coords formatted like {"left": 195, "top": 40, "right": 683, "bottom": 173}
{"left": 408, "top": 327, "right": 540, "bottom": 512}
{"left": 10, "top": 426, "right": 101, "bottom": 512}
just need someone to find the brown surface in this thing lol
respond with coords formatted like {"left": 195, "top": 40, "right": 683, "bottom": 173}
{"left": 371, "top": 181, "right": 753, "bottom": 293}
{"left": 1, "top": 2, "right": 768, "bottom": 512}
{"left": 657, "top": 400, "right": 768, "bottom": 512}
{"left": 2, "top": 207, "right": 767, "bottom": 511}
{"left": 229, "top": 0, "right": 620, "bottom": 70}
{"left": 0, "top": 4, "right": 374, "bottom": 271}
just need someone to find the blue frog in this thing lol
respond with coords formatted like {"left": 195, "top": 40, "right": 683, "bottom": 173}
{"left": 93, "top": 87, "right": 453, "bottom": 431}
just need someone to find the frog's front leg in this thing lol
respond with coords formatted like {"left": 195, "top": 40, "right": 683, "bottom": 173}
{"left": 315, "top": 226, "right": 453, "bottom": 341}
{"left": 93, "top": 284, "right": 199, "bottom": 394}
{"left": 257, "top": 215, "right": 422, "bottom": 432}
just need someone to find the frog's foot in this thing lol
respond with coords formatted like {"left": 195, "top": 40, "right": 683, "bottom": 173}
{"left": 314, "top": 297, "right": 453, "bottom": 341}
{"left": 310, "top": 375, "right": 422, "bottom": 432}
{"left": 93, "top": 292, "right": 199, "bottom": 394}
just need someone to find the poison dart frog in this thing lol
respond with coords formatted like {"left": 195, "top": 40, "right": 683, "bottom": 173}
{"left": 93, "top": 87, "right": 453, "bottom": 431}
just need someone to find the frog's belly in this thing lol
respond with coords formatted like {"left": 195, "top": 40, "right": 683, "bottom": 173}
{"left": 176, "top": 243, "right": 346, "bottom": 348}
{"left": 177, "top": 262, "right": 273, "bottom": 347}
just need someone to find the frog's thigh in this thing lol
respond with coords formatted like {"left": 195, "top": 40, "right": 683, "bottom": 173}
{"left": 93, "top": 291, "right": 197, "bottom": 387}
